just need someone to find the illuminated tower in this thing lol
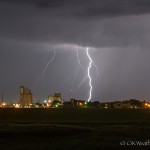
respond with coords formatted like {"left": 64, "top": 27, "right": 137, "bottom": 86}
{"left": 48, "top": 92, "right": 62, "bottom": 104}
{"left": 19, "top": 86, "right": 33, "bottom": 106}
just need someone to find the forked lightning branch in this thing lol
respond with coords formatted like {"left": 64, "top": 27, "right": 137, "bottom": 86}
{"left": 37, "top": 47, "right": 96, "bottom": 102}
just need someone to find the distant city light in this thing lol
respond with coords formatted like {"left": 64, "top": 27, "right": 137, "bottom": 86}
{"left": 15, "top": 104, "right": 20, "bottom": 108}
{"left": 145, "top": 103, "right": 148, "bottom": 106}
{"left": 2, "top": 103, "right": 6, "bottom": 106}
{"left": 79, "top": 102, "right": 83, "bottom": 106}
{"left": 145, "top": 103, "right": 150, "bottom": 107}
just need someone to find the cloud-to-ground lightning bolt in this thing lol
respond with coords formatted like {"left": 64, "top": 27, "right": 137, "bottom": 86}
{"left": 74, "top": 47, "right": 98, "bottom": 102}
{"left": 76, "top": 48, "right": 86, "bottom": 71}
{"left": 75, "top": 48, "right": 88, "bottom": 90}
{"left": 86, "top": 47, "right": 93, "bottom": 102}
{"left": 33, "top": 49, "right": 56, "bottom": 89}
{"left": 42, "top": 49, "right": 56, "bottom": 82}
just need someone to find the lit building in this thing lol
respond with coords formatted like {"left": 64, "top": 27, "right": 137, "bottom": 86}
{"left": 48, "top": 92, "right": 62, "bottom": 104}
{"left": 113, "top": 101, "right": 131, "bottom": 108}
{"left": 19, "top": 86, "right": 33, "bottom": 107}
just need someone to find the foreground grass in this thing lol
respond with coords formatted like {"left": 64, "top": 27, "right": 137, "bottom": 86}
{"left": 0, "top": 108, "right": 150, "bottom": 150}
{"left": 0, "top": 108, "right": 150, "bottom": 122}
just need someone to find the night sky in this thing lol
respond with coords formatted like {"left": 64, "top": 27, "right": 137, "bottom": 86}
{"left": 1, "top": 0, "right": 150, "bottom": 103}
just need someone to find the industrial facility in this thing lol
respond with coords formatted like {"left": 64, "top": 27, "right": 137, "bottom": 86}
{"left": 19, "top": 86, "right": 33, "bottom": 107}
{"left": 48, "top": 92, "right": 62, "bottom": 104}
{"left": 1, "top": 86, "right": 150, "bottom": 109}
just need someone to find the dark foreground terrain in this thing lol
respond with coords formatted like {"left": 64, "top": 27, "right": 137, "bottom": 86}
{"left": 0, "top": 108, "right": 150, "bottom": 150}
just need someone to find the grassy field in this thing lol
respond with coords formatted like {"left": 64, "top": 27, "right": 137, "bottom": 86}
{"left": 0, "top": 108, "right": 150, "bottom": 150}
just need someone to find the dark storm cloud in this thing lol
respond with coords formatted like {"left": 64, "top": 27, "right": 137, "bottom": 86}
{"left": 0, "top": 0, "right": 150, "bottom": 48}
{"left": 0, "top": 0, "right": 64, "bottom": 7}
{"left": 76, "top": 0, "right": 150, "bottom": 18}
{"left": 1, "top": 0, "right": 150, "bottom": 48}
{"left": 1, "top": 0, "right": 150, "bottom": 17}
